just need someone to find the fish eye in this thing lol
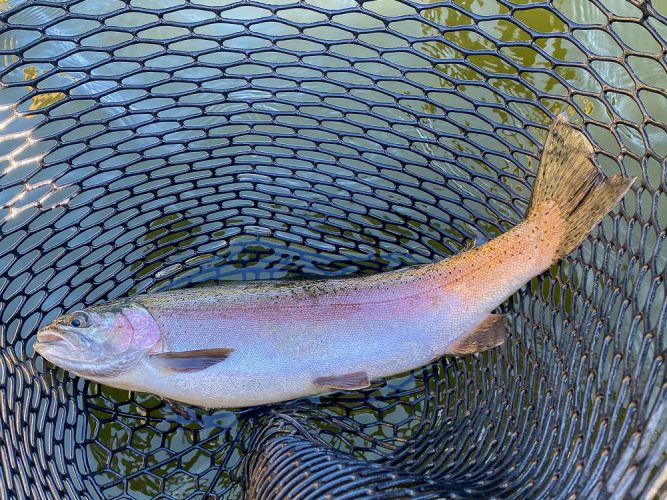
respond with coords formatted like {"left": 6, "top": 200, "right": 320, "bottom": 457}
{"left": 69, "top": 311, "right": 90, "bottom": 329}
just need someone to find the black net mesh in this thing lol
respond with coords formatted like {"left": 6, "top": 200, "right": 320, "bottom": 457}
{"left": 0, "top": 0, "right": 666, "bottom": 498}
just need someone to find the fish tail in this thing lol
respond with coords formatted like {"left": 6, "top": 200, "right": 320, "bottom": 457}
{"left": 526, "top": 113, "right": 635, "bottom": 260}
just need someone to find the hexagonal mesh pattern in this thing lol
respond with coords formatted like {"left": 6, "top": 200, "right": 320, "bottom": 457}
{"left": 0, "top": 0, "right": 665, "bottom": 498}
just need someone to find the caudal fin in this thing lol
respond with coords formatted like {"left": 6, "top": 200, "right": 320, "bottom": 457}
{"left": 527, "top": 114, "right": 635, "bottom": 260}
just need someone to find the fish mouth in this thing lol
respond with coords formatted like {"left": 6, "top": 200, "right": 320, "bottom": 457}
{"left": 37, "top": 329, "right": 64, "bottom": 344}
{"left": 34, "top": 329, "right": 67, "bottom": 352}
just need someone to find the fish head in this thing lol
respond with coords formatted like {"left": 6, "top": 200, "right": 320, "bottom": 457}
{"left": 34, "top": 300, "right": 161, "bottom": 378}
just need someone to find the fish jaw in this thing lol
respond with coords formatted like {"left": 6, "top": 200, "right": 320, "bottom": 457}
{"left": 34, "top": 328, "right": 104, "bottom": 376}
{"left": 34, "top": 326, "right": 95, "bottom": 363}
{"left": 36, "top": 328, "right": 64, "bottom": 344}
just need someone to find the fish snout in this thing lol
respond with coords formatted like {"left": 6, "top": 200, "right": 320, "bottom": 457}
{"left": 34, "top": 327, "right": 90, "bottom": 360}
{"left": 36, "top": 328, "right": 64, "bottom": 345}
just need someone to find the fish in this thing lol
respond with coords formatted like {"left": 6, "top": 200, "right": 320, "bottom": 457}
{"left": 34, "top": 114, "right": 634, "bottom": 409}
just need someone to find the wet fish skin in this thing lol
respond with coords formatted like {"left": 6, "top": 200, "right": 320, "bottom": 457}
{"left": 34, "top": 114, "right": 634, "bottom": 408}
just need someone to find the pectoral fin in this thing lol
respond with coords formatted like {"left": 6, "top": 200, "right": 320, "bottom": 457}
{"left": 314, "top": 371, "right": 370, "bottom": 390}
{"left": 150, "top": 348, "right": 234, "bottom": 372}
{"left": 163, "top": 397, "right": 202, "bottom": 422}
{"left": 445, "top": 314, "right": 508, "bottom": 356}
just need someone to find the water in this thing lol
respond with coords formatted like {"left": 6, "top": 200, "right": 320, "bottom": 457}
{"left": 0, "top": 0, "right": 665, "bottom": 497}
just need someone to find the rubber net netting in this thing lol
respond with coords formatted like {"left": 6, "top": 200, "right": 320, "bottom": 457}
{"left": 0, "top": 0, "right": 665, "bottom": 498}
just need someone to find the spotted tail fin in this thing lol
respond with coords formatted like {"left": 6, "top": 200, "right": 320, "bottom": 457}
{"left": 526, "top": 114, "right": 634, "bottom": 260}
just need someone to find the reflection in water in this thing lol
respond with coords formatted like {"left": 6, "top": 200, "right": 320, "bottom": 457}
{"left": 23, "top": 65, "right": 68, "bottom": 110}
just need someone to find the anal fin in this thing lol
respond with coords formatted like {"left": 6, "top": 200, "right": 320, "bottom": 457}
{"left": 314, "top": 371, "right": 370, "bottom": 390}
{"left": 445, "top": 314, "right": 508, "bottom": 356}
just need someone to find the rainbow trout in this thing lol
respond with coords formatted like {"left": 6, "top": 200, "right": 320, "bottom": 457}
{"left": 34, "top": 115, "right": 634, "bottom": 408}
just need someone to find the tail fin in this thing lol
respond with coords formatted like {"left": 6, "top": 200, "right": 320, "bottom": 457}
{"left": 527, "top": 114, "right": 635, "bottom": 259}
